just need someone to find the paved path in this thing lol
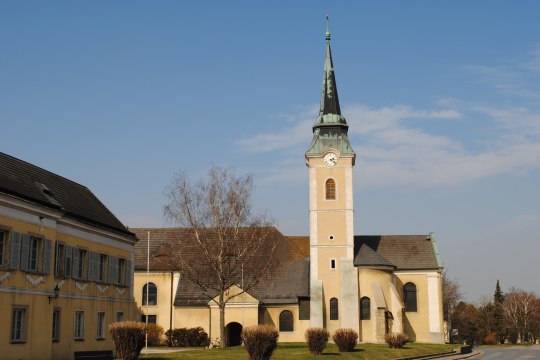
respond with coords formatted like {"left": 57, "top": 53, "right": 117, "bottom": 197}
{"left": 474, "top": 345, "right": 540, "bottom": 359}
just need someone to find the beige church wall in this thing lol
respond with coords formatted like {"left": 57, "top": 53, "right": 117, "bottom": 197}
{"left": 174, "top": 306, "right": 211, "bottom": 335}
{"left": 394, "top": 272, "right": 439, "bottom": 343}
{"left": 134, "top": 272, "right": 175, "bottom": 332}
{"left": 208, "top": 304, "right": 259, "bottom": 340}
{"left": 315, "top": 212, "right": 348, "bottom": 247}
{"left": 261, "top": 305, "right": 310, "bottom": 342}
{"left": 358, "top": 269, "right": 393, "bottom": 343}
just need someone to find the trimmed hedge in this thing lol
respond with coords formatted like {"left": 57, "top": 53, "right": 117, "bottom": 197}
{"left": 241, "top": 325, "right": 279, "bottom": 360}
{"left": 109, "top": 322, "right": 146, "bottom": 360}
{"left": 332, "top": 328, "right": 358, "bottom": 352}
{"left": 305, "top": 328, "right": 329, "bottom": 355}
{"left": 385, "top": 332, "right": 410, "bottom": 349}
{"left": 146, "top": 323, "right": 164, "bottom": 346}
{"left": 165, "top": 327, "right": 210, "bottom": 347}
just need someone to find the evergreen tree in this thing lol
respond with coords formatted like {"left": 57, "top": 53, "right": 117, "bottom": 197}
{"left": 493, "top": 280, "right": 506, "bottom": 343}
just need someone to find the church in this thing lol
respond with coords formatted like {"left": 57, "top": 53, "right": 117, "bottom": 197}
{"left": 132, "top": 28, "right": 444, "bottom": 346}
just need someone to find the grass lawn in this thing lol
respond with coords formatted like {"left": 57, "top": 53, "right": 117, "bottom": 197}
{"left": 140, "top": 342, "right": 455, "bottom": 360}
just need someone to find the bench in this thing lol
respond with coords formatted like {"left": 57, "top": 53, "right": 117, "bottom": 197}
{"left": 74, "top": 350, "right": 114, "bottom": 360}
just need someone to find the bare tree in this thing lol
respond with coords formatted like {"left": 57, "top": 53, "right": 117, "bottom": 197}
{"left": 442, "top": 271, "right": 463, "bottom": 343}
{"left": 502, "top": 288, "right": 537, "bottom": 343}
{"left": 162, "top": 166, "right": 278, "bottom": 347}
{"left": 477, "top": 296, "right": 496, "bottom": 342}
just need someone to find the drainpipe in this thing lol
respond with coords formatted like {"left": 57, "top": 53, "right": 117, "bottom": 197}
{"left": 169, "top": 271, "right": 174, "bottom": 346}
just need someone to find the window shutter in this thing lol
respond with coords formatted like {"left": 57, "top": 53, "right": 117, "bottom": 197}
{"left": 88, "top": 252, "right": 96, "bottom": 281}
{"left": 125, "top": 260, "right": 132, "bottom": 287}
{"left": 72, "top": 249, "right": 80, "bottom": 279}
{"left": 19, "top": 234, "right": 30, "bottom": 271}
{"left": 108, "top": 256, "right": 116, "bottom": 284}
{"left": 64, "top": 245, "right": 73, "bottom": 278}
{"left": 114, "top": 258, "right": 120, "bottom": 285}
{"left": 54, "top": 242, "right": 60, "bottom": 276}
{"left": 9, "top": 232, "right": 22, "bottom": 269}
{"left": 42, "top": 239, "right": 52, "bottom": 274}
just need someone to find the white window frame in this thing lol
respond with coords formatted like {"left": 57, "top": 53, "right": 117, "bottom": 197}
{"left": 74, "top": 310, "right": 85, "bottom": 340}
{"left": 96, "top": 312, "right": 106, "bottom": 340}
{"left": 28, "top": 236, "right": 40, "bottom": 272}
{"left": 98, "top": 254, "right": 107, "bottom": 282}
{"left": 52, "top": 308, "right": 60, "bottom": 342}
{"left": 11, "top": 306, "right": 27, "bottom": 343}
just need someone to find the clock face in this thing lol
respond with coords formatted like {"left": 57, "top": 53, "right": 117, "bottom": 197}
{"left": 323, "top": 153, "right": 338, "bottom": 167}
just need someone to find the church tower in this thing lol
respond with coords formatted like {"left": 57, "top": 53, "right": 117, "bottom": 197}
{"left": 306, "top": 22, "right": 359, "bottom": 333}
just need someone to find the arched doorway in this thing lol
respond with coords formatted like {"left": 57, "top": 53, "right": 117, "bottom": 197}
{"left": 225, "top": 322, "right": 243, "bottom": 347}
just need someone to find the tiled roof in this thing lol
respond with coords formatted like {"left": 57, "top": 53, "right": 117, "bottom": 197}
{"left": 354, "top": 244, "right": 396, "bottom": 269}
{"left": 354, "top": 235, "right": 441, "bottom": 270}
{"left": 131, "top": 228, "right": 310, "bottom": 305}
{"left": 0, "top": 152, "right": 136, "bottom": 238}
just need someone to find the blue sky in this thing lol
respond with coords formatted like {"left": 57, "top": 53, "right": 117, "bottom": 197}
{"left": 2, "top": 1, "right": 539, "bottom": 302}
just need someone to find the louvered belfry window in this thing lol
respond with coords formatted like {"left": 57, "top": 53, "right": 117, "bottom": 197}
{"left": 325, "top": 179, "right": 336, "bottom": 200}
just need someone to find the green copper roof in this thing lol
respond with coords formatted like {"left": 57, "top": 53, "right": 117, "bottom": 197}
{"left": 306, "top": 19, "right": 355, "bottom": 157}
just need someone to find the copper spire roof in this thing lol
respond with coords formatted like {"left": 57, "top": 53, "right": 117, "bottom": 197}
{"left": 306, "top": 18, "right": 355, "bottom": 157}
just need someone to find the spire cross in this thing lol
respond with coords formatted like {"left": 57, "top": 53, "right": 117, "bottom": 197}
{"left": 325, "top": 15, "right": 331, "bottom": 41}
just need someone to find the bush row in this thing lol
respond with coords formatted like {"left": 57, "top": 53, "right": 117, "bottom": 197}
{"left": 165, "top": 327, "right": 210, "bottom": 347}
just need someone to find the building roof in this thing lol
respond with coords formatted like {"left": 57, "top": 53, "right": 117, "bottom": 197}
{"left": 132, "top": 228, "right": 442, "bottom": 306}
{"left": 354, "top": 235, "right": 442, "bottom": 270}
{"left": 131, "top": 227, "right": 310, "bottom": 306}
{"left": 0, "top": 152, "right": 136, "bottom": 238}
{"left": 355, "top": 244, "right": 396, "bottom": 269}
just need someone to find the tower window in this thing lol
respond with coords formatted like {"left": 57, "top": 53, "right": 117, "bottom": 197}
{"left": 360, "top": 297, "right": 371, "bottom": 320}
{"left": 403, "top": 282, "right": 417, "bottom": 312}
{"left": 329, "top": 298, "right": 339, "bottom": 320}
{"left": 325, "top": 179, "right": 336, "bottom": 200}
{"left": 330, "top": 259, "right": 336, "bottom": 269}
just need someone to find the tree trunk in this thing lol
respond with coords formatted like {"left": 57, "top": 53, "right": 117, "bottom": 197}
{"left": 219, "top": 293, "right": 226, "bottom": 348}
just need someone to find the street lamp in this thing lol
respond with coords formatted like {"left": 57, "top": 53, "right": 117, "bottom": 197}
{"left": 48, "top": 284, "right": 60, "bottom": 304}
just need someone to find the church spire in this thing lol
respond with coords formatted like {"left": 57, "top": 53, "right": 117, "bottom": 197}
{"left": 306, "top": 17, "right": 354, "bottom": 157}
{"left": 320, "top": 15, "right": 341, "bottom": 116}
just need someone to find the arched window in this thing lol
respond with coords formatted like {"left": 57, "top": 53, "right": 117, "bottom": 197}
{"left": 142, "top": 283, "right": 157, "bottom": 306}
{"left": 403, "top": 282, "right": 417, "bottom": 312}
{"left": 279, "top": 310, "right": 293, "bottom": 332}
{"left": 325, "top": 179, "right": 336, "bottom": 200}
{"left": 329, "top": 298, "right": 339, "bottom": 320}
{"left": 360, "top": 297, "right": 371, "bottom": 320}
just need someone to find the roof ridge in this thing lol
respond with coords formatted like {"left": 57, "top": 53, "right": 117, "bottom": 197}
{"left": 0, "top": 152, "right": 92, "bottom": 192}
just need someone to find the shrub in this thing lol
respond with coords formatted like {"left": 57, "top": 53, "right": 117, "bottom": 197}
{"left": 483, "top": 332, "right": 497, "bottom": 345}
{"left": 241, "top": 325, "right": 279, "bottom": 360}
{"left": 305, "top": 328, "right": 330, "bottom": 355}
{"left": 146, "top": 323, "right": 164, "bottom": 346}
{"left": 332, "top": 328, "right": 358, "bottom": 352}
{"left": 109, "top": 322, "right": 146, "bottom": 360}
{"left": 165, "top": 327, "right": 210, "bottom": 347}
{"left": 384, "top": 332, "right": 410, "bottom": 349}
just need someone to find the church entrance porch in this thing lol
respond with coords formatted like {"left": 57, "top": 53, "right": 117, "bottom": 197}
{"left": 225, "top": 322, "right": 243, "bottom": 347}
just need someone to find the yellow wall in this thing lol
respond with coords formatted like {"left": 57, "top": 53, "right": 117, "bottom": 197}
{"left": 395, "top": 273, "right": 430, "bottom": 343}
{"left": 260, "top": 305, "right": 310, "bottom": 342}
{"left": 0, "top": 209, "right": 136, "bottom": 360}
{"left": 134, "top": 272, "right": 175, "bottom": 334}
